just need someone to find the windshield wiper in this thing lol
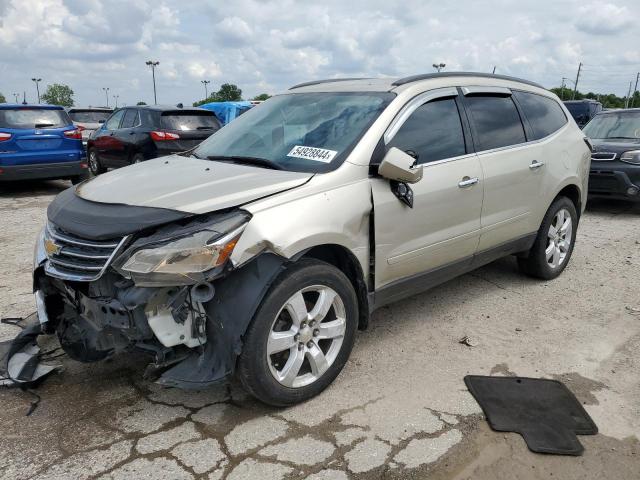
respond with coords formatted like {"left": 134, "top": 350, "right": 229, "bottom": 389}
{"left": 206, "top": 155, "right": 283, "bottom": 170}
{"left": 35, "top": 123, "right": 55, "bottom": 128}
{"left": 196, "top": 126, "right": 214, "bottom": 130}
{"left": 604, "top": 136, "right": 638, "bottom": 140}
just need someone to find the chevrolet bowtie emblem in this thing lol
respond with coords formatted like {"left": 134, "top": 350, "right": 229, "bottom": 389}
{"left": 44, "top": 238, "right": 62, "bottom": 256}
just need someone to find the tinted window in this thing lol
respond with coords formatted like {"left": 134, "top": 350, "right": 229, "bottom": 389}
{"left": 68, "top": 110, "right": 112, "bottom": 123}
{"left": 105, "top": 110, "right": 125, "bottom": 130}
{"left": 0, "top": 108, "right": 70, "bottom": 128}
{"left": 387, "top": 98, "right": 466, "bottom": 164}
{"left": 465, "top": 95, "right": 526, "bottom": 150}
{"left": 514, "top": 91, "right": 567, "bottom": 140}
{"left": 121, "top": 109, "right": 139, "bottom": 129}
{"left": 161, "top": 112, "right": 220, "bottom": 131}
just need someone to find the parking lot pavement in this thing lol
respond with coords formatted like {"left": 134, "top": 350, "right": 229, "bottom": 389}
{"left": 0, "top": 181, "right": 638, "bottom": 480}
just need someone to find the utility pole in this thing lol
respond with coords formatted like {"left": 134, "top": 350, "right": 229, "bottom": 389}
{"left": 102, "top": 87, "right": 110, "bottom": 107}
{"left": 12, "top": 93, "right": 19, "bottom": 103}
{"left": 560, "top": 78, "right": 566, "bottom": 100}
{"left": 492, "top": 66, "right": 496, "bottom": 74}
{"left": 631, "top": 72, "right": 639, "bottom": 108}
{"left": 146, "top": 60, "right": 160, "bottom": 105}
{"left": 113, "top": 94, "right": 119, "bottom": 108}
{"left": 571, "top": 62, "right": 582, "bottom": 100}
{"left": 432, "top": 63, "right": 445, "bottom": 72}
{"left": 201, "top": 80, "right": 211, "bottom": 100}
{"left": 31, "top": 78, "right": 42, "bottom": 103}
{"left": 624, "top": 81, "right": 633, "bottom": 109}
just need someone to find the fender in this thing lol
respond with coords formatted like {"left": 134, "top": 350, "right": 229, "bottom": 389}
{"left": 157, "top": 252, "right": 287, "bottom": 388}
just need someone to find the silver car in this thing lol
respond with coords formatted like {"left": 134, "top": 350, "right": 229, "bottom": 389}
{"left": 34, "top": 73, "right": 590, "bottom": 405}
{"left": 66, "top": 107, "right": 113, "bottom": 147}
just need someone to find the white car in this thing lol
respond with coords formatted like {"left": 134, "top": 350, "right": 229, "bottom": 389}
{"left": 66, "top": 107, "right": 113, "bottom": 147}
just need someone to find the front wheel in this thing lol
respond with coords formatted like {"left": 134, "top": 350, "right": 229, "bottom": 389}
{"left": 237, "top": 259, "right": 358, "bottom": 406}
{"left": 88, "top": 148, "right": 105, "bottom": 175}
{"left": 518, "top": 196, "right": 578, "bottom": 280}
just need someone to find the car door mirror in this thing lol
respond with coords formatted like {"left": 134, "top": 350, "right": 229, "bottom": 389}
{"left": 378, "top": 147, "right": 423, "bottom": 184}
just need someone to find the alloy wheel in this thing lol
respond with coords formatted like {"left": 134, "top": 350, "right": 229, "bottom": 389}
{"left": 546, "top": 208, "right": 572, "bottom": 269}
{"left": 89, "top": 151, "right": 99, "bottom": 174}
{"left": 267, "top": 285, "right": 346, "bottom": 388}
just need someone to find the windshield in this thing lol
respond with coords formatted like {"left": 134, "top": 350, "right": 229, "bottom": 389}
{"left": 68, "top": 110, "right": 112, "bottom": 123}
{"left": 161, "top": 112, "right": 220, "bottom": 131}
{"left": 583, "top": 112, "right": 640, "bottom": 140}
{"left": 193, "top": 92, "right": 395, "bottom": 173}
{"left": 0, "top": 108, "right": 70, "bottom": 128}
{"left": 565, "top": 103, "right": 589, "bottom": 117}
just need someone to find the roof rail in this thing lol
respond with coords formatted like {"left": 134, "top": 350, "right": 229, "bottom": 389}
{"left": 391, "top": 72, "right": 545, "bottom": 89}
{"left": 289, "top": 78, "right": 371, "bottom": 90}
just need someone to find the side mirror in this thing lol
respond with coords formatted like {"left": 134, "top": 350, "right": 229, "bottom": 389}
{"left": 378, "top": 147, "right": 423, "bottom": 184}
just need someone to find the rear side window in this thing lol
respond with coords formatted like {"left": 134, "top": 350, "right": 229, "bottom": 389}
{"left": 121, "top": 109, "right": 139, "bottom": 129}
{"left": 464, "top": 95, "right": 526, "bottom": 151}
{"left": 513, "top": 91, "right": 567, "bottom": 140}
{"left": 387, "top": 98, "right": 466, "bottom": 164}
{"left": 68, "top": 110, "right": 112, "bottom": 123}
{"left": 0, "top": 109, "right": 70, "bottom": 129}
{"left": 160, "top": 112, "right": 220, "bottom": 131}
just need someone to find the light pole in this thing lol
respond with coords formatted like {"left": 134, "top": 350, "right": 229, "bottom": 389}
{"left": 432, "top": 63, "right": 446, "bottom": 72}
{"left": 102, "top": 87, "right": 110, "bottom": 107}
{"left": 146, "top": 60, "right": 160, "bottom": 105}
{"left": 31, "top": 78, "right": 42, "bottom": 103}
{"left": 561, "top": 77, "right": 575, "bottom": 101}
{"left": 201, "top": 80, "right": 211, "bottom": 100}
{"left": 13, "top": 93, "right": 19, "bottom": 103}
{"left": 113, "top": 94, "right": 120, "bottom": 108}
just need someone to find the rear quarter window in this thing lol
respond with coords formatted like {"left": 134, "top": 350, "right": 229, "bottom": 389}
{"left": 0, "top": 108, "right": 70, "bottom": 129}
{"left": 464, "top": 95, "right": 526, "bottom": 151}
{"left": 514, "top": 91, "right": 567, "bottom": 140}
{"left": 160, "top": 112, "right": 220, "bottom": 131}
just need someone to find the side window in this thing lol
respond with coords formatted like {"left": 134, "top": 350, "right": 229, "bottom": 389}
{"left": 464, "top": 95, "right": 526, "bottom": 151}
{"left": 121, "top": 109, "right": 139, "bottom": 129}
{"left": 104, "top": 109, "right": 125, "bottom": 130}
{"left": 513, "top": 91, "right": 567, "bottom": 140}
{"left": 387, "top": 98, "right": 466, "bottom": 164}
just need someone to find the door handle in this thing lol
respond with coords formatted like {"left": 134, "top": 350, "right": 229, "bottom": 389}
{"left": 458, "top": 176, "right": 479, "bottom": 188}
{"left": 529, "top": 160, "right": 545, "bottom": 170}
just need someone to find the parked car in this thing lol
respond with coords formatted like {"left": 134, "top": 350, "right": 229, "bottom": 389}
{"left": 564, "top": 99, "right": 603, "bottom": 128}
{"left": 66, "top": 107, "right": 113, "bottom": 148}
{"left": 86, "top": 105, "right": 221, "bottom": 175}
{"left": 583, "top": 108, "right": 640, "bottom": 201}
{"left": 0, "top": 104, "right": 88, "bottom": 183}
{"left": 34, "top": 73, "right": 590, "bottom": 406}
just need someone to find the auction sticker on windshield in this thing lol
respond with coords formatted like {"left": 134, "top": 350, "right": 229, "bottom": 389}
{"left": 287, "top": 145, "right": 338, "bottom": 163}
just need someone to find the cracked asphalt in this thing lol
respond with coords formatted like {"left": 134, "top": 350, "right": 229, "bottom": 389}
{"left": 0, "top": 180, "right": 639, "bottom": 480}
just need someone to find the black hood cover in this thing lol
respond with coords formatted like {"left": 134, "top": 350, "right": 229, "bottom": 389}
{"left": 47, "top": 187, "right": 192, "bottom": 241}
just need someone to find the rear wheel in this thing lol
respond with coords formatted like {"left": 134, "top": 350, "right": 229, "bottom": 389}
{"left": 237, "top": 259, "right": 358, "bottom": 406}
{"left": 132, "top": 153, "right": 145, "bottom": 164}
{"left": 69, "top": 174, "right": 88, "bottom": 185}
{"left": 88, "top": 148, "right": 105, "bottom": 175}
{"left": 517, "top": 196, "right": 577, "bottom": 280}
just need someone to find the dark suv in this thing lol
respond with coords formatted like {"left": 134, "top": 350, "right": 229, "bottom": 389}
{"left": 564, "top": 99, "right": 603, "bottom": 128}
{"left": 87, "top": 105, "right": 221, "bottom": 175}
{"left": 583, "top": 109, "right": 640, "bottom": 201}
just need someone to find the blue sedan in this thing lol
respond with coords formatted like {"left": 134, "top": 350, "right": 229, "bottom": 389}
{"left": 0, "top": 104, "right": 89, "bottom": 183}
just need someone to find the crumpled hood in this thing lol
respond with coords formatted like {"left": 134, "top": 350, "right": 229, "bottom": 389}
{"left": 77, "top": 155, "right": 313, "bottom": 214}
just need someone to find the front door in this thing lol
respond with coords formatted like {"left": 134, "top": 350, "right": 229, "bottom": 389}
{"left": 93, "top": 109, "right": 125, "bottom": 166}
{"left": 372, "top": 88, "right": 483, "bottom": 298}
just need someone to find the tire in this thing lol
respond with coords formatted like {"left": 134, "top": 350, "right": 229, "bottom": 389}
{"left": 88, "top": 148, "right": 105, "bottom": 175}
{"left": 132, "top": 153, "right": 145, "bottom": 164}
{"left": 517, "top": 196, "right": 578, "bottom": 280}
{"left": 70, "top": 173, "right": 89, "bottom": 185}
{"left": 237, "top": 259, "right": 358, "bottom": 406}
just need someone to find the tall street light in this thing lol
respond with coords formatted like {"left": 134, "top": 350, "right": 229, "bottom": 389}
{"left": 146, "top": 60, "right": 160, "bottom": 105}
{"left": 13, "top": 93, "right": 19, "bottom": 103}
{"left": 432, "top": 63, "right": 446, "bottom": 72}
{"left": 201, "top": 80, "right": 211, "bottom": 100}
{"left": 102, "top": 87, "right": 110, "bottom": 107}
{"left": 113, "top": 94, "right": 120, "bottom": 108}
{"left": 31, "top": 78, "right": 42, "bottom": 103}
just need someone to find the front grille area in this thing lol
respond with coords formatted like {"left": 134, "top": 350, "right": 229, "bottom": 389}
{"left": 591, "top": 152, "right": 617, "bottom": 161}
{"left": 44, "top": 223, "right": 128, "bottom": 282}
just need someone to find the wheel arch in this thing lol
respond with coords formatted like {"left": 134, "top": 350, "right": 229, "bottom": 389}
{"left": 298, "top": 244, "right": 370, "bottom": 330}
{"left": 554, "top": 183, "right": 582, "bottom": 219}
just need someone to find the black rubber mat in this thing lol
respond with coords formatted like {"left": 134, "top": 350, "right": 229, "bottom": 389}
{"left": 464, "top": 375, "right": 598, "bottom": 455}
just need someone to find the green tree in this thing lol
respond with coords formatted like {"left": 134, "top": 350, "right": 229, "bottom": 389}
{"left": 0, "top": 92, "right": 6, "bottom": 103}
{"left": 136, "top": 101, "right": 147, "bottom": 105}
{"left": 41, "top": 83, "right": 74, "bottom": 107}
{"left": 193, "top": 83, "right": 243, "bottom": 106}
{"left": 252, "top": 93, "right": 271, "bottom": 101}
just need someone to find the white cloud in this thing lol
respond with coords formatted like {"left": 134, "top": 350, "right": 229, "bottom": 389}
{"left": 576, "top": 2, "right": 632, "bottom": 35}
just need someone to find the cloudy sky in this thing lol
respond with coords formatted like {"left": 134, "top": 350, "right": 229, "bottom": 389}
{"left": 1, "top": 0, "right": 639, "bottom": 106}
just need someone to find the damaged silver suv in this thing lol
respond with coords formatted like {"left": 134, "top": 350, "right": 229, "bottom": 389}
{"left": 33, "top": 73, "right": 590, "bottom": 406}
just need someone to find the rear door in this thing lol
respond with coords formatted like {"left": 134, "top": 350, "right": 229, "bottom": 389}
{"left": 460, "top": 87, "right": 537, "bottom": 251}
{"left": 0, "top": 107, "right": 79, "bottom": 166}
{"left": 155, "top": 110, "right": 221, "bottom": 155}
{"left": 372, "top": 88, "right": 483, "bottom": 294}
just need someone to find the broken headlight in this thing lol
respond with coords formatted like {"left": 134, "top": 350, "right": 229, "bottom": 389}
{"left": 115, "top": 211, "right": 249, "bottom": 286}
